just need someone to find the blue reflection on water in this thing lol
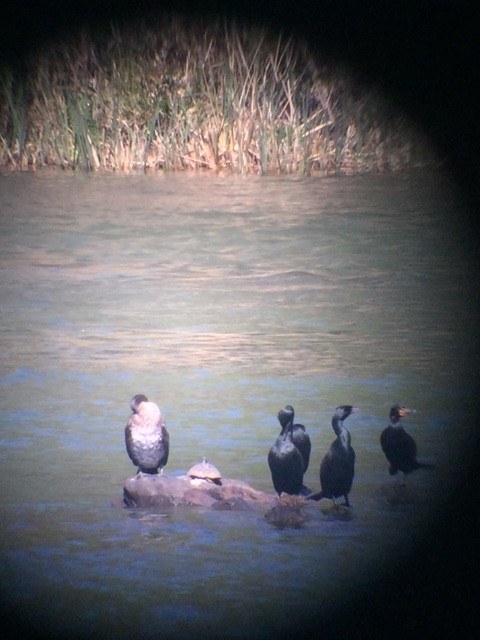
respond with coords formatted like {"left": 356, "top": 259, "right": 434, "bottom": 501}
{"left": 0, "top": 171, "right": 476, "bottom": 639}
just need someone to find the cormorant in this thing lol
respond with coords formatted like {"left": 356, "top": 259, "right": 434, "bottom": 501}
{"left": 380, "top": 405, "right": 434, "bottom": 480}
{"left": 125, "top": 394, "right": 170, "bottom": 474}
{"left": 277, "top": 405, "right": 311, "bottom": 474}
{"left": 307, "top": 405, "right": 359, "bottom": 507}
{"left": 268, "top": 415, "right": 304, "bottom": 497}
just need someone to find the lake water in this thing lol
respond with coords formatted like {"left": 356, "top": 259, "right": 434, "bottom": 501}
{"left": 0, "top": 170, "right": 477, "bottom": 639}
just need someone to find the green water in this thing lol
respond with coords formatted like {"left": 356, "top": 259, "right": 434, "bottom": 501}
{"left": 0, "top": 170, "right": 477, "bottom": 639}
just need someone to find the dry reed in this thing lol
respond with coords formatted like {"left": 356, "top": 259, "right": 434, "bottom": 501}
{"left": 0, "top": 17, "right": 435, "bottom": 174}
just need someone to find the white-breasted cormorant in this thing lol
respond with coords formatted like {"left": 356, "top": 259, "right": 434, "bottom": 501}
{"left": 125, "top": 394, "right": 170, "bottom": 474}
{"left": 268, "top": 416, "right": 304, "bottom": 497}
{"left": 380, "top": 405, "right": 434, "bottom": 480}
{"left": 307, "top": 405, "right": 359, "bottom": 507}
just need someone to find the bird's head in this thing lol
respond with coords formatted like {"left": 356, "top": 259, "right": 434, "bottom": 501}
{"left": 389, "top": 405, "right": 415, "bottom": 421}
{"left": 130, "top": 394, "right": 149, "bottom": 413}
{"left": 335, "top": 405, "right": 360, "bottom": 420}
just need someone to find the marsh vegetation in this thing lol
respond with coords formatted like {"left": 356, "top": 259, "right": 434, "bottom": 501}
{"left": 0, "top": 17, "right": 435, "bottom": 174}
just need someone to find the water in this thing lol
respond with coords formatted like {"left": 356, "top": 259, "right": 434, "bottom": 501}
{"left": 0, "top": 170, "right": 477, "bottom": 639}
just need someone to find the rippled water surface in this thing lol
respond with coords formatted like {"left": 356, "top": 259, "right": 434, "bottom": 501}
{"left": 0, "top": 171, "right": 477, "bottom": 639}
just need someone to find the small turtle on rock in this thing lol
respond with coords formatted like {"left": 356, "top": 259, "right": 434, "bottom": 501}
{"left": 187, "top": 458, "right": 222, "bottom": 486}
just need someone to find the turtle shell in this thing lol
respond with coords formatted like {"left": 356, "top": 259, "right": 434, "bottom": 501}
{"left": 187, "top": 458, "right": 222, "bottom": 485}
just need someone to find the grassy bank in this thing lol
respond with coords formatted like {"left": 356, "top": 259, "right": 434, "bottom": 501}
{"left": 0, "top": 17, "right": 435, "bottom": 175}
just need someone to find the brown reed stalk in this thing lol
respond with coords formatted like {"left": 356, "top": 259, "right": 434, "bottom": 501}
{"left": 0, "top": 16, "right": 435, "bottom": 174}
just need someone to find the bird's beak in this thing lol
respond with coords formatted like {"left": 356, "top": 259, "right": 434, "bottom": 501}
{"left": 398, "top": 407, "right": 414, "bottom": 417}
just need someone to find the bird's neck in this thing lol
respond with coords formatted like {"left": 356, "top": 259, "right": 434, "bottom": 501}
{"left": 332, "top": 416, "right": 345, "bottom": 436}
{"left": 282, "top": 423, "right": 293, "bottom": 440}
{"left": 332, "top": 417, "right": 350, "bottom": 447}
{"left": 280, "top": 421, "right": 290, "bottom": 435}
{"left": 332, "top": 416, "right": 343, "bottom": 435}
{"left": 389, "top": 418, "right": 403, "bottom": 429}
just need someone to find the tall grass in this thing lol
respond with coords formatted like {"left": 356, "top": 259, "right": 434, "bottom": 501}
{"left": 0, "top": 17, "right": 435, "bottom": 174}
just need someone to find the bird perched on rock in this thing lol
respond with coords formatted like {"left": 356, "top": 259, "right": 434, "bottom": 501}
{"left": 125, "top": 394, "right": 169, "bottom": 474}
{"left": 277, "top": 405, "right": 311, "bottom": 474}
{"left": 380, "top": 405, "right": 434, "bottom": 482}
{"left": 307, "top": 405, "right": 359, "bottom": 507}
{"left": 268, "top": 413, "right": 304, "bottom": 497}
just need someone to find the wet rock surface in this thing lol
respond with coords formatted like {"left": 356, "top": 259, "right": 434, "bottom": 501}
{"left": 122, "top": 473, "right": 277, "bottom": 510}
{"left": 264, "top": 503, "right": 309, "bottom": 529}
{"left": 264, "top": 494, "right": 310, "bottom": 528}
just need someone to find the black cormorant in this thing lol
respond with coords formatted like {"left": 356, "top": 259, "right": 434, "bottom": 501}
{"left": 277, "top": 405, "right": 311, "bottom": 473}
{"left": 307, "top": 405, "right": 359, "bottom": 507}
{"left": 268, "top": 416, "right": 304, "bottom": 497}
{"left": 125, "top": 394, "right": 170, "bottom": 474}
{"left": 380, "top": 405, "right": 434, "bottom": 480}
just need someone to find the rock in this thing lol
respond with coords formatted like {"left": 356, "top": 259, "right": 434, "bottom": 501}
{"left": 319, "top": 503, "right": 353, "bottom": 520}
{"left": 277, "top": 493, "right": 307, "bottom": 506}
{"left": 122, "top": 472, "right": 276, "bottom": 510}
{"left": 218, "top": 478, "right": 272, "bottom": 503}
{"left": 211, "top": 497, "right": 250, "bottom": 511}
{"left": 265, "top": 503, "right": 309, "bottom": 529}
{"left": 123, "top": 474, "right": 181, "bottom": 508}
{"left": 182, "top": 489, "right": 219, "bottom": 507}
